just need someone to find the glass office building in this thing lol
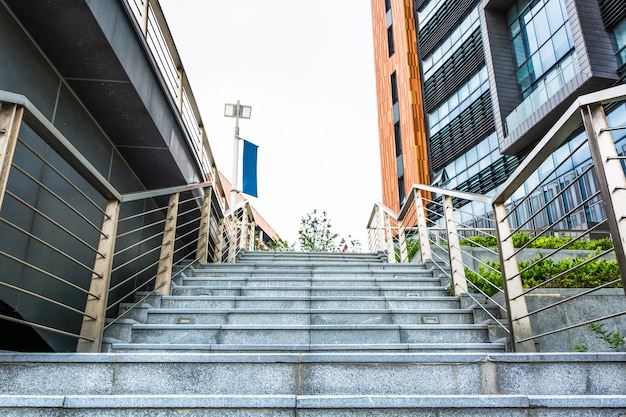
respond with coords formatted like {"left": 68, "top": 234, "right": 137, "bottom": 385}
{"left": 372, "top": 0, "right": 625, "bottom": 229}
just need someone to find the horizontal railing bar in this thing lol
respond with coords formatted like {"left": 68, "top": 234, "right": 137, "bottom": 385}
{"left": 411, "top": 184, "right": 493, "bottom": 204}
{"left": 0, "top": 217, "right": 101, "bottom": 278}
{"left": 453, "top": 232, "right": 499, "bottom": 256}
{"left": 518, "top": 278, "right": 623, "bottom": 321}
{"left": 512, "top": 220, "right": 608, "bottom": 279}
{"left": 501, "top": 139, "right": 588, "bottom": 223}
{"left": 176, "top": 214, "right": 201, "bottom": 230}
{"left": 108, "top": 260, "right": 160, "bottom": 293}
{"left": 507, "top": 190, "right": 601, "bottom": 259}
{"left": 462, "top": 280, "right": 507, "bottom": 313}
{"left": 105, "top": 273, "right": 160, "bottom": 318}
{"left": 116, "top": 218, "right": 166, "bottom": 239}
{"left": 118, "top": 204, "right": 167, "bottom": 223}
{"left": 0, "top": 280, "right": 96, "bottom": 319}
{"left": 460, "top": 248, "right": 501, "bottom": 275}
{"left": 119, "top": 181, "right": 212, "bottom": 203}
{"left": 0, "top": 314, "right": 93, "bottom": 342}
{"left": 113, "top": 230, "right": 164, "bottom": 257}
{"left": 171, "top": 235, "right": 200, "bottom": 257}
{"left": 599, "top": 125, "right": 626, "bottom": 132}
{"left": 512, "top": 247, "right": 616, "bottom": 299}
{"left": 505, "top": 164, "right": 594, "bottom": 233}
{"left": 455, "top": 208, "right": 495, "bottom": 224}
{"left": 175, "top": 225, "right": 201, "bottom": 242}
{"left": 6, "top": 190, "right": 104, "bottom": 257}
{"left": 17, "top": 138, "right": 108, "bottom": 218}
{"left": 0, "top": 249, "right": 99, "bottom": 298}
{"left": 12, "top": 164, "right": 106, "bottom": 236}
{"left": 178, "top": 194, "right": 202, "bottom": 207}
{"left": 0, "top": 90, "right": 121, "bottom": 200}
{"left": 111, "top": 244, "right": 161, "bottom": 273}
{"left": 461, "top": 289, "right": 510, "bottom": 332}
{"left": 493, "top": 84, "right": 626, "bottom": 204}
{"left": 516, "top": 309, "right": 626, "bottom": 343}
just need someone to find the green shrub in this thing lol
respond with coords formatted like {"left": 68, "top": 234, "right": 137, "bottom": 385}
{"left": 465, "top": 254, "right": 621, "bottom": 297}
{"left": 459, "top": 232, "right": 613, "bottom": 251}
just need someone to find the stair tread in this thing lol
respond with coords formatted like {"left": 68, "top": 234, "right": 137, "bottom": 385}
{"left": 108, "top": 342, "right": 506, "bottom": 351}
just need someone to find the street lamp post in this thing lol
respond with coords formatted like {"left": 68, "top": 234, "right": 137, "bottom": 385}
{"left": 224, "top": 101, "right": 252, "bottom": 208}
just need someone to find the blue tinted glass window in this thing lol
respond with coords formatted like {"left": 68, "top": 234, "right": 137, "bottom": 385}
{"left": 508, "top": 0, "right": 573, "bottom": 99}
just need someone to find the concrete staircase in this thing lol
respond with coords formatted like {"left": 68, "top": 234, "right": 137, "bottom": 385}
{"left": 1, "top": 251, "right": 625, "bottom": 415}
{"left": 104, "top": 251, "right": 504, "bottom": 353}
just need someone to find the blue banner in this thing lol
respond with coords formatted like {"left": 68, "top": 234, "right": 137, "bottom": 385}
{"left": 242, "top": 139, "right": 258, "bottom": 197}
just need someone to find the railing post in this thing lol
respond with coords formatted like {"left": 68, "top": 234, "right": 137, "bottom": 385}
{"left": 398, "top": 221, "right": 408, "bottom": 263}
{"left": 154, "top": 192, "right": 179, "bottom": 296}
{"left": 195, "top": 186, "right": 212, "bottom": 263}
{"left": 414, "top": 190, "right": 432, "bottom": 262}
{"left": 247, "top": 217, "right": 257, "bottom": 251}
{"left": 214, "top": 218, "right": 225, "bottom": 263}
{"left": 77, "top": 200, "right": 120, "bottom": 353}
{"left": 493, "top": 201, "right": 536, "bottom": 352}
{"left": 239, "top": 207, "right": 248, "bottom": 252}
{"left": 177, "top": 68, "right": 185, "bottom": 113}
{"left": 443, "top": 195, "right": 468, "bottom": 295}
{"left": 384, "top": 211, "right": 396, "bottom": 263}
{"left": 375, "top": 206, "right": 385, "bottom": 253}
{"left": 581, "top": 102, "right": 626, "bottom": 292}
{"left": 141, "top": 0, "right": 150, "bottom": 38}
{"left": 0, "top": 103, "right": 24, "bottom": 210}
{"left": 227, "top": 214, "right": 237, "bottom": 263}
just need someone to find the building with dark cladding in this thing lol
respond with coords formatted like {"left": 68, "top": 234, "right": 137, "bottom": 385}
{"left": 372, "top": 0, "right": 625, "bottom": 229}
{"left": 0, "top": 0, "right": 276, "bottom": 352}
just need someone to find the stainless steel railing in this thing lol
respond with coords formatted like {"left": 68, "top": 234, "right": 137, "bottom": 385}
{"left": 0, "top": 92, "right": 259, "bottom": 353}
{"left": 368, "top": 84, "right": 626, "bottom": 352}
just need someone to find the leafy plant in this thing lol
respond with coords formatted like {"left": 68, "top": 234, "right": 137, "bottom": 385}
{"left": 572, "top": 323, "right": 624, "bottom": 352}
{"left": 589, "top": 323, "right": 625, "bottom": 350}
{"left": 458, "top": 233, "right": 613, "bottom": 251}
{"left": 268, "top": 238, "right": 295, "bottom": 252}
{"left": 464, "top": 254, "right": 621, "bottom": 297}
{"left": 297, "top": 209, "right": 359, "bottom": 252}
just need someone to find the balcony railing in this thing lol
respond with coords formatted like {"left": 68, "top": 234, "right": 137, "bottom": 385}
{"left": 369, "top": 84, "right": 626, "bottom": 352}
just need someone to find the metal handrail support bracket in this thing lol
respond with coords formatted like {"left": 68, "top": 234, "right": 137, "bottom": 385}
{"left": 494, "top": 201, "right": 536, "bottom": 352}
{"left": 582, "top": 102, "right": 626, "bottom": 293}
{"left": 195, "top": 186, "right": 212, "bottom": 263}
{"left": 0, "top": 102, "right": 24, "bottom": 210}
{"left": 154, "top": 192, "right": 180, "bottom": 296}
{"left": 77, "top": 200, "right": 120, "bottom": 353}
{"left": 414, "top": 190, "right": 433, "bottom": 262}
{"left": 443, "top": 195, "right": 468, "bottom": 295}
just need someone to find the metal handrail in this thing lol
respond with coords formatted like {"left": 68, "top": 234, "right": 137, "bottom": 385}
{"left": 0, "top": 87, "right": 263, "bottom": 353}
{"left": 367, "top": 84, "right": 626, "bottom": 353}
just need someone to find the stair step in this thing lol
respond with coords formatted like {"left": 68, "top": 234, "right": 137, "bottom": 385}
{"left": 2, "top": 352, "right": 624, "bottom": 396}
{"left": 180, "top": 277, "right": 443, "bottom": 286}
{"left": 107, "top": 342, "right": 506, "bottom": 353}
{"left": 4, "top": 393, "right": 626, "bottom": 416}
{"left": 142, "top": 308, "right": 476, "bottom": 325}
{"left": 171, "top": 286, "right": 448, "bottom": 297}
{"left": 128, "top": 323, "right": 491, "bottom": 344}
{"left": 158, "top": 295, "right": 462, "bottom": 310}
{"left": 4, "top": 394, "right": 625, "bottom": 416}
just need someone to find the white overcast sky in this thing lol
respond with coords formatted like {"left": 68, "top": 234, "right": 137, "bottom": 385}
{"left": 159, "top": 0, "right": 382, "bottom": 248}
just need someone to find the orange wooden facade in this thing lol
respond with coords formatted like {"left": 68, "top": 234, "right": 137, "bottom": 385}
{"left": 371, "top": 0, "right": 429, "bottom": 212}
